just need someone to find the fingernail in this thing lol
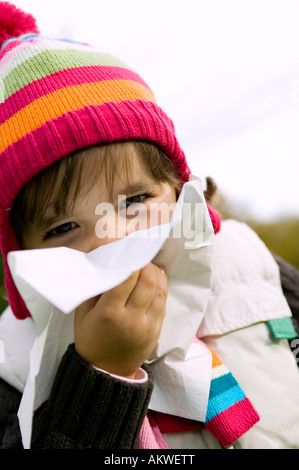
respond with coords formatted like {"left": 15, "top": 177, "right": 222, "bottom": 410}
{"left": 159, "top": 265, "right": 166, "bottom": 274}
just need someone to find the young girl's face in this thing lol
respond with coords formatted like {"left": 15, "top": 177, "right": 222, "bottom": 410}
{"left": 21, "top": 148, "right": 177, "bottom": 253}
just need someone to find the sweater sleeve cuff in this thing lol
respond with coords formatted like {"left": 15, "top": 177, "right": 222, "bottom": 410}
{"left": 37, "top": 344, "right": 153, "bottom": 448}
{"left": 91, "top": 365, "right": 148, "bottom": 383}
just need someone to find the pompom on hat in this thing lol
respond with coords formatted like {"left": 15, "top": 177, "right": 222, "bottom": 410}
{"left": 0, "top": 2, "right": 39, "bottom": 43}
{"left": 0, "top": 2, "right": 220, "bottom": 320}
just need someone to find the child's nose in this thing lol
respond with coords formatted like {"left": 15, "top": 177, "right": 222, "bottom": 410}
{"left": 84, "top": 232, "right": 120, "bottom": 253}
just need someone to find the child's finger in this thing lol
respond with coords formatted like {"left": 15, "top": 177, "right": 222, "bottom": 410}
{"left": 97, "top": 269, "right": 141, "bottom": 311}
{"left": 146, "top": 267, "right": 168, "bottom": 319}
{"left": 127, "top": 263, "right": 168, "bottom": 316}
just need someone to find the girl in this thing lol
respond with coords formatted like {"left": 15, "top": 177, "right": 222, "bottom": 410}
{"left": 0, "top": 3, "right": 298, "bottom": 449}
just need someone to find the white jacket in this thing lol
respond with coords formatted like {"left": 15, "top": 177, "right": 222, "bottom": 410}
{"left": 167, "top": 219, "right": 299, "bottom": 449}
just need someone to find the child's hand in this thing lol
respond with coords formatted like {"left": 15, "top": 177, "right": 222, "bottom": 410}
{"left": 74, "top": 263, "right": 167, "bottom": 379}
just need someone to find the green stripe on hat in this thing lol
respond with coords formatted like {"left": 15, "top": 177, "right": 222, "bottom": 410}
{"left": 3, "top": 48, "right": 130, "bottom": 99}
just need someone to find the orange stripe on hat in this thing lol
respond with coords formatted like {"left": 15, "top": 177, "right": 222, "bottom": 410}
{"left": 0, "top": 79, "right": 155, "bottom": 153}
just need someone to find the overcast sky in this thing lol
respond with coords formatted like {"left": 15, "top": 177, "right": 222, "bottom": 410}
{"left": 11, "top": 0, "right": 299, "bottom": 221}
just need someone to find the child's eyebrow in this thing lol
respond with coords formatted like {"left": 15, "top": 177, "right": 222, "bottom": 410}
{"left": 115, "top": 181, "right": 157, "bottom": 197}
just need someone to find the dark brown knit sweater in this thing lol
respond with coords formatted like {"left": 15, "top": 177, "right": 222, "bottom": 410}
{"left": 0, "top": 345, "right": 153, "bottom": 449}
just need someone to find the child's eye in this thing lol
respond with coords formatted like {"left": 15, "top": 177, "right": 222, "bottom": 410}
{"left": 119, "top": 194, "right": 149, "bottom": 210}
{"left": 45, "top": 222, "right": 78, "bottom": 239}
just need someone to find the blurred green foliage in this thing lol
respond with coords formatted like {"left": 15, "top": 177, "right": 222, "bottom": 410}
{"left": 215, "top": 192, "right": 299, "bottom": 270}
{"left": 249, "top": 218, "right": 299, "bottom": 270}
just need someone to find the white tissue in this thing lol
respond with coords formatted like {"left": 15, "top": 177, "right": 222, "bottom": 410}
{"left": 8, "top": 176, "right": 214, "bottom": 448}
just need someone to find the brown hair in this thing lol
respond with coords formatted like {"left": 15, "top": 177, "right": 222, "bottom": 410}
{"left": 10, "top": 141, "right": 183, "bottom": 246}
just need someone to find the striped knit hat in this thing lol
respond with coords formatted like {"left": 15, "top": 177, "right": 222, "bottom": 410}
{"left": 0, "top": 3, "right": 219, "bottom": 320}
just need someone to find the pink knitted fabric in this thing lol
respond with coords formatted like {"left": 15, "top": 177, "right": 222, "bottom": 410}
{"left": 0, "top": 2, "right": 39, "bottom": 44}
{"left": 138, "top": 415, "right": 170, "bottom": 449}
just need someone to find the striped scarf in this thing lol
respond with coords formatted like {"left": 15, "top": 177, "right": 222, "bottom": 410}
{"left": 139, "top": 344, "right": 259, "bottom": 448}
